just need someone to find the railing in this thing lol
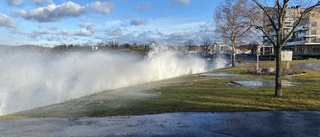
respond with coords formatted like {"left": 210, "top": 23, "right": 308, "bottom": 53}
{"left": 308, "top": 40, "right": 320, "bottom": 43}
{"left": 285, "top": 41, "right": 306, "bottom": 46}
{"left": 297, "top": 33, "right": 306, "bottom": 38}
{"left": 295, "top": 26, "right": 308, "bottom": 31}
{"left": 305, "top": 34, "right": 320, "bottom": 37}
{"left": 285, "top": 18, "right": 295, "bottom": 22}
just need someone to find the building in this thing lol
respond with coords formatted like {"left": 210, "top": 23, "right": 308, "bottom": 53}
{"left": 213, "top": 42, "right": 230, "bottom": 54}
{"left": 263, "top": 6, "right": 320, "bottom": 57}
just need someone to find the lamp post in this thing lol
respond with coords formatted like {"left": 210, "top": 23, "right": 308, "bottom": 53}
{"left": 256, "top": 46, "right": 261, "bottom": 71}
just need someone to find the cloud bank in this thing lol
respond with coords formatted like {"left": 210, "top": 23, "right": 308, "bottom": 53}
{"left": 131, "top": 18, "right": 147, "bottom": 26}
{"left": 175, "top": 0, "right": 191, "bottom": 5}
{"left": 13, "top": 1, "right": 85, "bottom": 22}
{"left": 6, "top": 0, "right": 22, "bottom": 6}
{"left": 0, "top": 13, "right": 16, "bottom": 28}
{"left": 87, "top": 1, "right": 114, "bottom": 15}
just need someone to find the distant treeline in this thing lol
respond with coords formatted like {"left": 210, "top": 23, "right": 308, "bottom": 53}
{"left": 1, "top": 43, "right": 219, "bottom": 58}
{"left": 0, "top": 43, "right": 152, "bottom": 54}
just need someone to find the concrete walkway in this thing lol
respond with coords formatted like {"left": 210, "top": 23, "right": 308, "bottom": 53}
{"left": 0, "top": 111, "right": 319, "bottom": 137}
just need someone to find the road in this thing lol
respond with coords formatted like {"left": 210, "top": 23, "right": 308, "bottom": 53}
{"left": 0, "top": 111, "right": 319, "bottom": 137}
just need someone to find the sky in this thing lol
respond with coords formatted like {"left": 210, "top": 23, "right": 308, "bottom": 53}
{"left": 0, "top": 0, "right": 222, "bottom": 47}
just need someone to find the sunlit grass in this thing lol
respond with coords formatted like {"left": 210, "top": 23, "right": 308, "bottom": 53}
{"left": 0, "top": 115, "right": 27, "bottom": 120}
{"left": 6, "top": 60, "right": 320, "bottom": 118}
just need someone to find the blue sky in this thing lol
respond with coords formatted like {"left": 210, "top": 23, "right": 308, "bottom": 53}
{"left": 0, "top": 0, "right": 222, "bottom": 46}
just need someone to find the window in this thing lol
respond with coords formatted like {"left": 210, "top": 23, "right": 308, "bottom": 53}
{"left": 311, "top": 38, "right": 316, "bottom": 42}
{"left": 311, "top": 30, "right": 316, "bottom": 35}
{"left": 287, "top": 29, "right": 291, "bottom": 33}
{"left": 312, "top": 14, "right": 315, "bottom": 17}
{"left": 311, "top": 22, "right": 317, "bottom": 27}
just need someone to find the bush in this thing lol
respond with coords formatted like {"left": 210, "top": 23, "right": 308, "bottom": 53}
{"left": 244, "top": 65, "right": 305, "bottom": 75}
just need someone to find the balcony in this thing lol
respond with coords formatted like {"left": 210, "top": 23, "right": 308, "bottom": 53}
{"left": 284, "top": 26, "right": 293, "bottom": 29}
{"left": 297, "top": 33, "right": 306, "bottom": 38}
{"left": 285, "top": 18, "right": 295, "bottom": 22}
{"left": 295, "top": 26, "right": 308, "bottom": 31}
{"left": 308, "top": 39, "right": 320, "bottom": 43}
{"left": 305, "top": 34, "right": 320, "bottom": 37}
{"left": 285, "top": 41, "right": 306, "bottom": 46}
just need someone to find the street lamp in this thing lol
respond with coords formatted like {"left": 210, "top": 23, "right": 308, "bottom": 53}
{"left": 256, "top": 46, "right": 261, "bottom": 71}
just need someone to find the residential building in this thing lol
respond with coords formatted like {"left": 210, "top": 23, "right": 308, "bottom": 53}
{"left": 213, "top": 42, "right": 230, "bottom": 54}
{"left": 263, "top": 6, "right": 320, "bottom": 57}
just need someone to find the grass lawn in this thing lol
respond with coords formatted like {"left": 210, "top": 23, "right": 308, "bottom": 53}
{"left": 2, "top": 60, "right": 320, "bottom": 119}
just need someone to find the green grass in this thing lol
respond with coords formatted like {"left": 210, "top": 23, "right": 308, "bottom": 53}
{"left": 1, "top": 60, "right": 320, "bottom": 119}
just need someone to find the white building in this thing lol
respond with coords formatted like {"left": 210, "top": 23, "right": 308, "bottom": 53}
{"left": 213, "top": 42, "right": 230, "bottom": 54}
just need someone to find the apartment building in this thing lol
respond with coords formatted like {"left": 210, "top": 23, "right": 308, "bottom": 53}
{"left": 263, "top": 6, "right": 320, "bottom": 56}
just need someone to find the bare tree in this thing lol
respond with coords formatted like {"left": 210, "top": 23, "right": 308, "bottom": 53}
{"left": 252, "top": 0, "right": 320, "bottom": 97}
{"left": 184, "top": 39, "right": 195, "bottom": 53}
{"left": 184, "top": 39, "right": 195, "bottom": 47}
{"left": 202, "top": 37, "right": 212, "bottom": 56}
{"left": 214, "top": 0, "right": 260, "bottom": 67}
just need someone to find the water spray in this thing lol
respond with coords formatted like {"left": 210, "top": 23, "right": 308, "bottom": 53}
{"left": 0, "top": 45, "right": 227, "bottom": 115}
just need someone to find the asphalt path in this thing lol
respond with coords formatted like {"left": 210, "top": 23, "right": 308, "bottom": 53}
{"left": 297, "top": 62, "right": 320, "bottom": 71}
{"left": 0, "top": 111, "right": 319, "bottom": 137}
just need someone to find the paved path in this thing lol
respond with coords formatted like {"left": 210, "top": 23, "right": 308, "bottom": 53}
{"left": 0, "top": 111, "right": 319, "bottom": 137}
{"left": 297, "top": 62, "right": 320, "bottom": 71}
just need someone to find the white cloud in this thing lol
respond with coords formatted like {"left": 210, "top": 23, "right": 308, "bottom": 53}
{"left": 7, "top": 0, "right": 22, "bottom": 6}
{"left": 135, "top": 2, "right": 151, "bottom": 12}
{"left": 74, "top": 29, "right": 92, "bottom": 36}
{"left": 105, "top": 28, "right": 123, "bottom": 37}
{"left": 46, "top": 25, "right": 59, "bottom": 31}
{"left": 174, "top": 0, "right": 191, "bottom": 5}
{"left": 59, "top": 30, "right": 71, "bottom": 36}
{"left": 170, "top": 31, "right": 193, "bottom": 38}
{"left": 13, "top": 1, "right": 85, "bottom": 22}
{"left": 30, "top": 30, "right": 50, "bottom": 38}
{"left": 79, "top": 22, "right": 97, "bottom": 32}
{"left": 167, "top": 31, "right": 194, "bottom": 44}
{"left": 131, "top": 18, "right": 147, "bottom": 26}
{"left": 0, "top": 13, "right": 16, "bottom": 28}
{"left": 31, "top": 0, "right": 53, "bottom": 6}
{"left": 87, "top": 1, "right": 114, "bottom": 15}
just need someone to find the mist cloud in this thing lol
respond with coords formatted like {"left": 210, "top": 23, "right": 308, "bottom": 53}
{"left": 0, "top": 47, "right": 224, "bottom": 115}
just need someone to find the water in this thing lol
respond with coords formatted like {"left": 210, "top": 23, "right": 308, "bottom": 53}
{"left": 0, "top": 45, "right": 227, "bottom": 115}
{"left": 233, "top": 81, "right": 274, "bottom": 87}
{"left": 200, "top": 73, "right": 239, "bottom": 77}
{"left": 232, "top": 80, "right": 300, "bottom": 87}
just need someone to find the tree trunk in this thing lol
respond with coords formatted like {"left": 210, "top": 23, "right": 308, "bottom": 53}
{"left": 231, "top": 40, "right": 236, "bottom": 67}
{"left": 231, "top": 51, "right": 236, "bottom": 67}
{"left": 275, "top": 46, "right": 282, "bottom": 97}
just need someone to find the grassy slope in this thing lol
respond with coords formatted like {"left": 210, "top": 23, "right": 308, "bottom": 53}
{"left": 2, "top": 60, "right": 320, "bottom": 119}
